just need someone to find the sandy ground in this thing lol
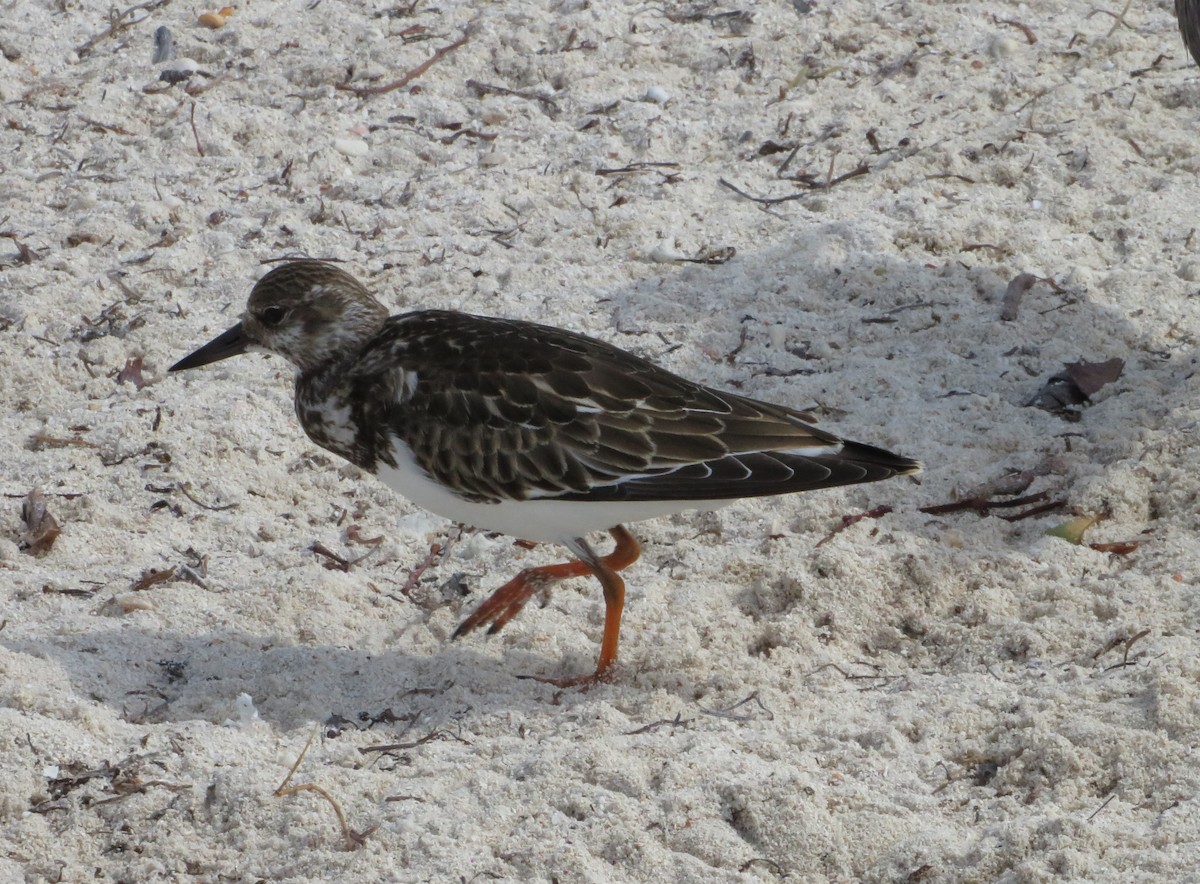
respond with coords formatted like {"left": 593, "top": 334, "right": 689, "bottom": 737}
{"left": 2, "top": 0, "right": 1200, "bottom": 880}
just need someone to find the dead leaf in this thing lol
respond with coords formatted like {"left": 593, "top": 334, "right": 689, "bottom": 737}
{"left": 1046, "top": 513, "right": 1102, "bottom": 544}
{"left": 130, "top": 566, "right": 176, "bottom": 590}
{"left": 20, "top": 489, "right": 60, "bottom": 556}
{"left": 344, "top": 524, "right": 384, "bottom": 546}
{"left": 1000, "top": 273, "right": 1038, "bottom": 321}
{"left": 1089, "top": 540, "right": 1143, "bottom": 555}
{"left": 1027, "top": 358, "right": 1124, "bottom": 417}
{"left": 117, "top": 356, "right": 147, "bottom": 390}
{"left": 1063, "top": 358, "right": 1124, "bottom": 397}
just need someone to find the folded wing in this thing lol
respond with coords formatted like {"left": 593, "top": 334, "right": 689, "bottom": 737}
{"left": 355, "top": 311, "right": 919, "bottom": 504}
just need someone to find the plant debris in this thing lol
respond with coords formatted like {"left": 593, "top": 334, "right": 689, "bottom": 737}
{"left": 400, "top": 523, "right": 467, "bottom": 594}
{"left": 815, "top": 505, "right": 893, "bottom": 547}
{"left": 999, "top": 272, "right": 1039, "bottom": 321}
{"left": 1045, "top": 513, "right": 1104, "bottom": 545}
{"left": 1088, "top": 539, "right": 1144, "bottom": 555}
{"left": 116, "top": 356, "right": 148, "bottom": 389}
{"left": 20, "top": 488, "right": 61, "bottom": 555}
{"left": 919, "top": 490, "right": 1067, "bottom": 522}
{"left": 274, "top": 729, "right": 377, "bottom": 850}
{"left": 130, "top": 566, "right": 176, "bottom": 590}
{"left": 1026, "top": 358, "right": 1124, "bottom": 419}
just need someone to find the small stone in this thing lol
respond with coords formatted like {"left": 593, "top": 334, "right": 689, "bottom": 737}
{"left": 648, "top": 242, "right": 684, "bottom": 263}
{"left": 333, "top": 137, "right": 369, "bottom": 157}
{"left": 643, "top": 85, "right": 670, "bottom": 105}
{"left": 988, "top": 36, "right": 1020, "bottom": 58}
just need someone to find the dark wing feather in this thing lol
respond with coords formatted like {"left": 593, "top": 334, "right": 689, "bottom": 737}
{"left": 351, "top": 311, "right": 919, "bottom": 504}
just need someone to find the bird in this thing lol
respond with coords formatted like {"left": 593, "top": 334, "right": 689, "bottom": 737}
{"left": 170, "top": 261, "right": 920, "bottom": 686}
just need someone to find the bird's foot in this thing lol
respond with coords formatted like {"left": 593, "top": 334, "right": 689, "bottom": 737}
{"left": 518, "top": 662, "right": 617, "bottom": 691}
{"left": 452, "top": 565, "right": 574, "bottom": 639}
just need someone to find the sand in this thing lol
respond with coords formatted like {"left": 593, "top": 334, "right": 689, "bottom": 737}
{"left": 2, "top": 1, "right": 1199, "bottom": 881}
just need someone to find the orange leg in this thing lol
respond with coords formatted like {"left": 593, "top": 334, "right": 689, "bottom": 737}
{"left": 452, "top": 526, "right": 641, "bottom": 685}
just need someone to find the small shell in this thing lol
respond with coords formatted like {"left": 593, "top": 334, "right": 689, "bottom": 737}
{"left": 218, "top": 5, "right": 235, "bottom": 15}
{"left": 198, "top": 11, "right": 227, "bottom": 28}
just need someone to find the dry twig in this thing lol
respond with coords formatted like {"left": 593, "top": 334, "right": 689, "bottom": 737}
{"left": 76, "top": 0, "right": 169, "bottom": 59}
{"left": 188, "top": 102, "right": 204, "bottom": 157}
{"left": 336, "top": 33, "right": 469, "bottom": 97}
{"left": 919, "top": 491, "right": 1068, "bottom": 522}
{"left": 994, "top": 16, "right": 1037, "bottom": 44}
{"left": 466, "top": 79, "right": 560, "bottom": 116}
{"left": 400, "top": 524, "right": 467, "bottom": 594}
{"left": 275, "top": 729, "right": 376, "bottom": 850}
{"left": 815, "top": 505, "right": 893, "bottom": 548}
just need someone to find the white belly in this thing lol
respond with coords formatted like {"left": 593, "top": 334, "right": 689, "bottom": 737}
{"left": 374, "top": 441, "right": 727, "bottom": 542}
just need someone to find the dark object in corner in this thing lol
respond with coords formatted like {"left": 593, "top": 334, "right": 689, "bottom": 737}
{"left": 1178, "top": 0, "right": 1200, "bottom": 67}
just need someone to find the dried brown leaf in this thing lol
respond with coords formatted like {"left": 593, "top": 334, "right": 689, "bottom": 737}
{"left": 20, "top": 489, "right": 60, "bottom": 556}
{"left": 1089, "top": 540, "right": 1143, "bottom": 555}
{"left": 1064, "top": 357, "right": 1124, "bottom": 397}
{"left": 1000, "top": 272, "right": 1038, "bottom": 321}
{"left": 117, "top": 356, "right": 147, "bottom": 390}
{"left": 1027, "top": 357, "right": 1124, "bottom": 416}
{"left": 130, "top": 566, "right": 176, "bottom": 590}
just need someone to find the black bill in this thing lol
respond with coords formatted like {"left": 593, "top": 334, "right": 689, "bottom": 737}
{"left": 169, "top": 322, "right": 250, "bottom": 372}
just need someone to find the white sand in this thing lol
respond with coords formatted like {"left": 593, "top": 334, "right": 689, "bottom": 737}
{"left": 3, "top": 1, "right": 1199, "bottom": 880}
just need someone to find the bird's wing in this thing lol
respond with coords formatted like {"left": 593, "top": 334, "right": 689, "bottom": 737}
{"left": 353, "top": 311, "right": 917, "bottom": 504}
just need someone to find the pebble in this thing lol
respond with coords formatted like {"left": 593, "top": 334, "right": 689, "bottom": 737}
{"left": 643, "top": 85, "right": 670, "bottom": 105}
{"left": 333, "top": 137, "right": 369, "bottom": 157}
{"left": 648, "top": 242, "right": 685, "bottom": 263}
{"left": 988, "top": 35, "right": 1021, "bottom": 58}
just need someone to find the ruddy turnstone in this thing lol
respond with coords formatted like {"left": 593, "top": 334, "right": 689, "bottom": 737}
{"left": 171, "top": 261, "right": 920, "bottom": 685}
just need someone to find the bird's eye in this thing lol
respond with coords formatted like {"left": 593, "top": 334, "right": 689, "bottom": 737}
{"left": 260, "top": 306, "right": 287, "bottom": 326}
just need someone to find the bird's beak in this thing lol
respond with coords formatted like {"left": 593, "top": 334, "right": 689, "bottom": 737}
{"left": 169, "top": 322, "right": 250, "bottom": 372}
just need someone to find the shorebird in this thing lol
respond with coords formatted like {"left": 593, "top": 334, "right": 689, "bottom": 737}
{"left": 171, "top": 261, "right": 919, "bottom": 685}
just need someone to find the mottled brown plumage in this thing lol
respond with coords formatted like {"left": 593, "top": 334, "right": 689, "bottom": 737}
{"left": 171, "top": 261, "right": 920, "bottom": 685}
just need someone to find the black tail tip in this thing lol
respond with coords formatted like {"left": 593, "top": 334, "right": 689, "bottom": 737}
{"left": 842, "top": 440, "right": 922, "bottom": 480}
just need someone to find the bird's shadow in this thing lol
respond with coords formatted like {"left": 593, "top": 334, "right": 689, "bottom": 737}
{"left": 4, "top": 621, "right": 610, "bottom": 732}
